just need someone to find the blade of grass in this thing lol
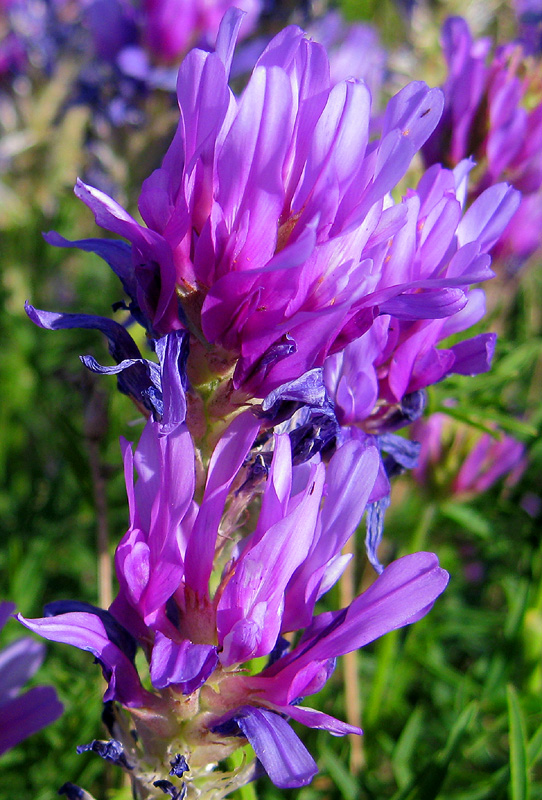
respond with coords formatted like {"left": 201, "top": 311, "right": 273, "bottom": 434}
{"left": 320, "top": 743, "right": 360, "bottom": 800}
{"left": 392, "top": 707, "right": 424, "bottom": 790}
{"left": 507, "top": 684, "right": 529, "bottom": 800}
{"left": 390, "top": 701, "right": 477, "bottom": 800}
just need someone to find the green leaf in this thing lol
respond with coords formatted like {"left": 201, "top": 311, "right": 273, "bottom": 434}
{"left": 440, "top": 502, "right": 492, "bottom": 539}
{"left": 392, "top": 707, "right": 425, "bottom": 789}
{"left": 390, "top": 702, "right": 477, "bottom": 800}
{"left": 320, "top": 744, "right": 360, "bottom": 800}
{"left": 507, "top": 684, "right": 529, "bottom": 800}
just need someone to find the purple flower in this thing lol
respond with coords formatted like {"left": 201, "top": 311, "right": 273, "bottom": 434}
{"left": 19, "top": 415, "right": 448, "bottom": 789}
{"left": 0, "top": 601, "right": 63, "bottom": 755}
{"left": 40, "top": 8, "right": 495, "bottom": 408}
{"left": 423, "top": 16, "right": 542, "bottom": 267}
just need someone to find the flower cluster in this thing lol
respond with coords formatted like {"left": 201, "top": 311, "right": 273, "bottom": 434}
{"left": 33, "top": 15, "right": 518, "bottom": 411}
{"left": 19, "top": 9, "right": 521, "bottom": 797}
{"left": 423, "top": 16, "right": 542, "bottom": 271}
{"left": 0, "top": 0, "right": 261, "bottom": 80}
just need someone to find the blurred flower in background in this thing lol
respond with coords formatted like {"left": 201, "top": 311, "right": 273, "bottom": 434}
{"left": 411, "top": 411, "right": 527, "bottom": 500}
{"left": 423, "top": 15, "right": 542, "bottom": 273}
{"left": 515, "top": 0, "right": 542, "bottom": 53}
{"left": 307, "top": 9, "right": 387, "bottom": 96}
{"left": 0, "top": 601, "right": 63, "bottom": 756}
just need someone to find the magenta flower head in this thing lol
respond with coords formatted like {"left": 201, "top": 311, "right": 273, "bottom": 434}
{"left": 19, "top": 414, "right": 449, "bottom": 792}
{"left": 0, "top": 601, "right": 63, "bottom": 756}
{"left": 34, "top": 7, "right": 505, "bottom": 418}
{"left": 411, "top": 412, "right": 527, "bottom": 499}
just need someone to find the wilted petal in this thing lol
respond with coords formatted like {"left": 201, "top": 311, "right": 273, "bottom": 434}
{"left": 24, "top": 302, "right": 164, "bottom": 415}
{"left": 279, "top": 703, "right": 361, "bottom": 736}
{"left": 25, "top": 303, "right": 142, "bottom": 362}
{"left": 154, "top": 330, "right": 189, "bottom": 432}
{"left": 364, "top": 495, "right": 391, "bottom": 575}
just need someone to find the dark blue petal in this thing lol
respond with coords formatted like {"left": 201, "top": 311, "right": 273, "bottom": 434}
{"left": 237, "top": 452, "right": 272, "bottom": 494}
{"left": 25, "top": 303, "right": 142, "bottom": 363}
{"left": 44, "top": 601, "right": 137, "bottom": 664}
{"left": 211, "top": 716, "right": 245, "bottom": 738}
{"left": 80, "top": 354, "right": 161, "bottom": 417}
{"left": 43, "top": 232, "right": 138, "bottom": 304}
{"left": 401, "top": 390, "right": 427, "bottom": 423}
{"left": 261, "top": 368, "right": 328, "bottom": 418}
{"left": 58, "top": 783, "right": 92, "bottom": 800}
{"left": 81, "top": 330, "right": 189, "bottom": 429}
{"left": 153, "top": 780, "right": 186, "bottom": 799}
{"left": 26, "top": 302, "right": 165, "bottom": 414}
{"left": 165, "top": 598, "right": 181, "bottom": 630}
{"left": 238, "top": 333, "right": 297, "bottom": 388}
{"left": 365, "top": 496, "right": 391, "bottom": 575}
{"left": 266, "top": 635, "right": 290, "bottom": 667}
{"left": 382, "top": 390, "right": 427, "bottom": 432}
{"left": 101, "top": 701, "right": 119, "bottom": 738}
{"left": 289, "top": 410, "right": 340, "bottom": 465}
{"left": 76, "top": 738, "right": 131, "bottom": 769}
{"left": 169, "top": 754, "right": 189, "bottom": 778}
{"left": 378, "top": 434, "right": 421, "bottom": 472}
{"left": 154, "top": 330, "right": 189, "bottom": 433}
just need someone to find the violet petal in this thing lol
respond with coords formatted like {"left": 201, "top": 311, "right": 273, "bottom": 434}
{"left": 233, "top": 706, "right": 318, "bottom": 789}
